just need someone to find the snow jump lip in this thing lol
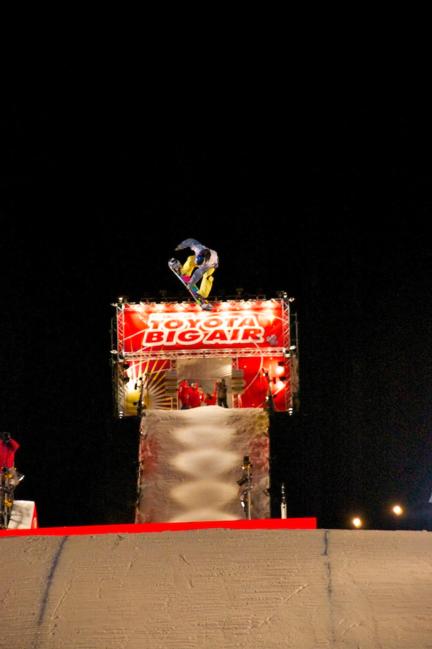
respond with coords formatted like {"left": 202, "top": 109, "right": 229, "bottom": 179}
{"left": 0, "top": 517, "right": 317, "bottom": 537}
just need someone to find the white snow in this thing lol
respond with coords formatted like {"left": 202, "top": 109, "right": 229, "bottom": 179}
{"left": 136, "top": 406, "right": 270, "bottom": 523}
{"left": 3, "top": 408, "right": 431, "bottom": 647}
{"left": 1, "top": 528, "right": 432, "bottom": 648}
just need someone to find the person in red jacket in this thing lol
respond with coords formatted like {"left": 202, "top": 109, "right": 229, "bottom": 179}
{"left": 188, "top": 382, "right": 203, "bottom": 408}
{"left": 0, "top": 432, "right": 19, "bottom": 469}
{"left": 204, "top": 389, "right": 217, "bottom": 406}
{"left": 178, "top": 379, "right": 191, "bottom": 410}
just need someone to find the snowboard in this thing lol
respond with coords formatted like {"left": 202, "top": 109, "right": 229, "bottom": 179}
{"left": 168, "top": 259, "right": 213, "bottom": 311}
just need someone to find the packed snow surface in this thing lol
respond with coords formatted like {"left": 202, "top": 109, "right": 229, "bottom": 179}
{"left": 137, "top": 406, "right": 270, "bottom": 522}
{"left": 2, "top": 528, "right": 432, "bottom": 648}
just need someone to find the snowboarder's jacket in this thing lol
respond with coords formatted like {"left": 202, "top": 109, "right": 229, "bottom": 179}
{"left": 175, "top": 238, "right": 218, "bottom": 287}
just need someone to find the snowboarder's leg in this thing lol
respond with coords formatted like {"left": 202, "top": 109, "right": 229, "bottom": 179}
{"left": 181, "top": 255, "right": 197, "bottom": 280}
{"left": 198, "top": 268, "right": 215, "bottom": 298}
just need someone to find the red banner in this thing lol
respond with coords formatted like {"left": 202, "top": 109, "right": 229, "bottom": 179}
{"left": 120, "top": 299, "right": 287, "bottom": 354}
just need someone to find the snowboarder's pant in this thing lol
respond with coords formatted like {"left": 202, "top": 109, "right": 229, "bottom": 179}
{"left": 181, "top": 255, "right": 215, "bottom": 298}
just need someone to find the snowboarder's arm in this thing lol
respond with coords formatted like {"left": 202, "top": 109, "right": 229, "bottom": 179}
{"left": 175, "top": 238, "right": 202, "bottom": 251}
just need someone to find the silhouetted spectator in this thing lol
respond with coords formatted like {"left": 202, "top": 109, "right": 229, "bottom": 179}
{"left": 216, "top": 378, "right": 228, "bottom": 408}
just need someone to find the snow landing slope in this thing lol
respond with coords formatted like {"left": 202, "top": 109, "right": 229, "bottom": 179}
{"left": 1, "top": 528, "right": 432, "bottom": 648}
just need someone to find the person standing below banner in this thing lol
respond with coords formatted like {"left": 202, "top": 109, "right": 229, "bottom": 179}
{"left": 188, "top": 382, "right": 203, "bottom": 408}
{"left": 204, "top": 386, "right": 217, "bottom": 406}
{"left": 216, "top": 378, "right": 228, "bottom": 408}
{"left": 178, "top": 379, "right": 191, "bottom": 410}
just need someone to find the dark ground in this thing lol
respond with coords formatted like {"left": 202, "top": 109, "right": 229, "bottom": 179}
{"left": 1, "top": 102, "right": 432, "bottom": 529}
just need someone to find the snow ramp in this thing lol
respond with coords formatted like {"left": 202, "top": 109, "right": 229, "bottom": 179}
{"left": 2, "top": 528, "right": 432, "bottom": 648}
{"left": 136, "top": 406, "right": 270, "bottom": 523}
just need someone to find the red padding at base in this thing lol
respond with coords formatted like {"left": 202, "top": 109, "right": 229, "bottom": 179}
{"left": 0, "top": 517, "right": 317, "bottom": 537}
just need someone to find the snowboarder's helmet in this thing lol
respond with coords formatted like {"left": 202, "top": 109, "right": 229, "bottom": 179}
{"left": 196, "top": 248, "right": 210, "bottom": 265}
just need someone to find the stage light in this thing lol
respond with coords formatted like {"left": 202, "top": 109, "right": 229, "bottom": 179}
{"left": 392, "top": 504, "right": 404, "bottom": 516}
{"left": 351, "top": 517, "right": 363, "bottom": 528}
{"left": 275, "top": 363, "right": 285, "bottom": 376}
{"left": 262, "top": 309, "right": 276, "bottom": 323}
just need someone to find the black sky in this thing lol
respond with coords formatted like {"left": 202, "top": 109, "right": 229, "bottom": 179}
{"left": 1, "top": 101, "right": 432, "bottom": 529}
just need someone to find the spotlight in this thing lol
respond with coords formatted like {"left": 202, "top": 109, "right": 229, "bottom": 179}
{"left": 275, "top": 363, "right": 285, "bottom": 376}
{"left": 391, "top": 504, "right": 404, "bottom": 516}
{"left": 351, "top": 517, "right": 363, "bottom": 529}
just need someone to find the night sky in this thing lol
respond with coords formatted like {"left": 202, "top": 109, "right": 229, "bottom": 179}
{"left": 1, "top": 101, "right": 432, "bottom": 530}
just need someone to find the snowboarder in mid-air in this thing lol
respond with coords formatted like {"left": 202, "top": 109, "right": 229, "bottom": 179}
{"left": 169, "top": 238, "right": 219, "bottom": 299}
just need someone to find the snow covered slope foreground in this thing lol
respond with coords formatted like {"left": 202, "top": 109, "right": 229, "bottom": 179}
{"left": 1, "top": 528, "right": 432, "bottom": 648}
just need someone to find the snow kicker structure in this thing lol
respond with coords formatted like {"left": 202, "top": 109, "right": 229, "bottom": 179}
{"left": 111, "top": 294, "right": 298, "bottom": 525}
{"left": 2, "top": 527, "right": 432, "bottom": 648}
{"left": 136, "top": 406, "right": 270, "bottom": 523}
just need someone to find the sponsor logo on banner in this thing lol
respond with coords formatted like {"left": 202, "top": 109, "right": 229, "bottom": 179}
{"left": 122, "top": 302, "right": 285, "bottom": 352}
